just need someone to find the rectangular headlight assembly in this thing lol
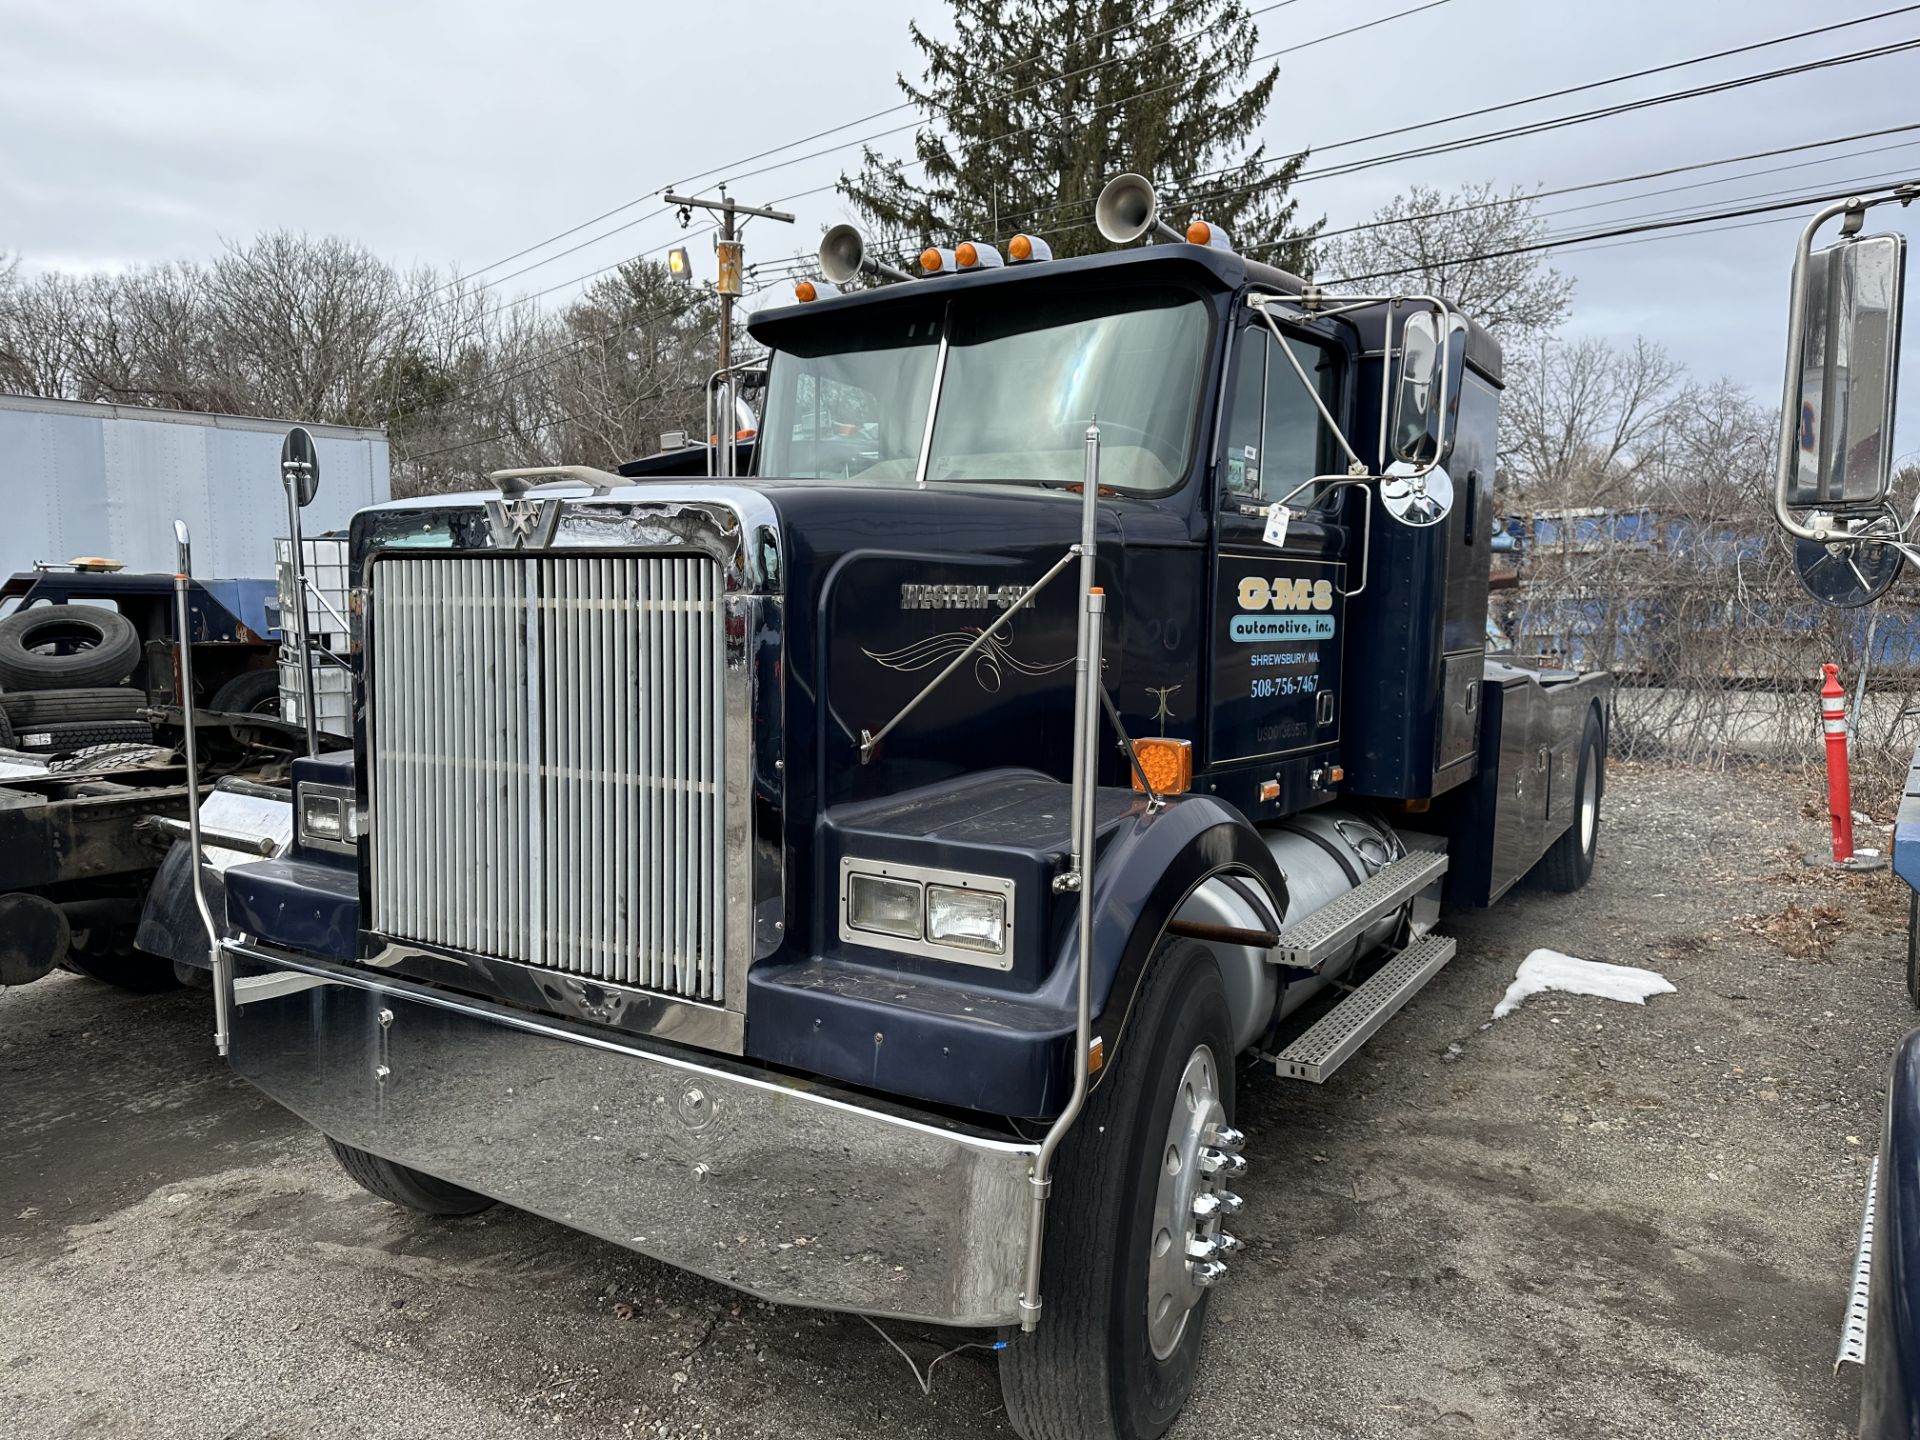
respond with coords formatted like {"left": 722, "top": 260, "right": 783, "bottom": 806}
{"left": 297, "top": 782, "right": 360, "bottom": 854}
{"left": 927, "top": 884, "right": 1006, "bottom": 953}
{"left": 839, "top": 858, "right": 1015, "bottom": 971}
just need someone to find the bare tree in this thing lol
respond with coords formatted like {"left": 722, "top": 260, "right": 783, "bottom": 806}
{"left": 1316, "top": 183, "right": 1573, "bottom": 342}
{"left": 1498, "top": 334, "right": 1686, "bottom": 511}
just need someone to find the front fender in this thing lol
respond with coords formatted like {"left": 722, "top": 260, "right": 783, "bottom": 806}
{"left": 1049, "top": 792, "right": 1288, "bottom": 1089}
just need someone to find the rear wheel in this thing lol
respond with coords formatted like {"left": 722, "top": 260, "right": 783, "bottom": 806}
{"left": 64, "top": 925, "right": 181, "bottom": 992}
{"left": 1531, "top": 706, "right": 1604, "bottom": 894}
{"left": 325, "top": 1137, "right": 496, "bottom": 1216}
{"left": 999, "top": 938, "right": 1243, "bottom": 1440}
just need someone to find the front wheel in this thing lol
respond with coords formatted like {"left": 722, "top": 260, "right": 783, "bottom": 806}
{"left": 999, "top": 938, "right": 1243, "bottom": 1440}
{"left": 325, "top": 1137, "right": 496, "bottom": 1216}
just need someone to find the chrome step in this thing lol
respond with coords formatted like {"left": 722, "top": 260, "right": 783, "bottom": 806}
{"left": 1274, "top": 933, "right": 1458, "bottom": 1084}
{"left": 1271, "top": 849, "right": 1449, "bottom": 970}
{"left": 1838, "top": 1154, "right": 1879, "bottom": 1371}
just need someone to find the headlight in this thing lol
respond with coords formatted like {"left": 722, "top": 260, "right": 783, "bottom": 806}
{"left": 927, "top": 884, "right": 1006, "bottom": 954}
{"left": 847, "top": 873, "right": 923, "bottom": 940}
{"left": 297, "top": 783, "right": 359, "bottom": 853}
{"left": 838, "top": 859, "right": 1015, "bottom": 970}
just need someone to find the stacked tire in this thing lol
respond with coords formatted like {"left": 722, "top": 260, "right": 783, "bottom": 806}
{"left": 0, "top": 605, "right": 152, "bottom": 752}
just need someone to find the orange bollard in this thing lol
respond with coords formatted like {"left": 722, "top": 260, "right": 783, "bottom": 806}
{"left": 1821, "top": 663, "right": 1855, "bottom": 864}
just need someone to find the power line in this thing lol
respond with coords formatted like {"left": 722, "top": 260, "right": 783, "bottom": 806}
{"left": 1316, "top": 176, "right": 1920, "bottom": 287}
{"left": 1013, "top": 32, "right": 1920, "bottom": 248}
{"left": 1001, "top": 6, "right": 1920, "bottom": 235}
{"left": 1292, "top": 122, "right": 1920, "bottom": 248}
{"left": 429, "top": 0, "right": 1324, "bottom": 308}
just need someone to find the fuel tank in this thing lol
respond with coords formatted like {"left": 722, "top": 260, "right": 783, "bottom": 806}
{"left": 1176, "top": 807, "right": 1412, "bottom": 1053}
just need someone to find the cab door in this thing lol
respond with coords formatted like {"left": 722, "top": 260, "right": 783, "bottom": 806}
{"left": 1206, "top": 320, "right": 1350, "bottom": 770}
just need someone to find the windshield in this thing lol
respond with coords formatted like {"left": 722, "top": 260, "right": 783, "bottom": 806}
{"left": 758, "top": 285, "right": 1211, "bottom": 493}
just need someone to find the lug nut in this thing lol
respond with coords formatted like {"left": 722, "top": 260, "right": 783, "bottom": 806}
{"left": 1214, "top": 1231, "right": 1243, "bottom": 1254}
{"left": 1199, "top": 1148, "right": 1247, "bottom": 1178}
{"left": 1187, "top": 1233, "right": 1224, "bottom": 1261}
{"left": 1190, "top": 1259, "right": 1228, "bottom": 1288}
{"left": 1204, "top": 1124, "right": 1246, "bottom": 1153}
{"left": 1214, "top": 1190, "right": 1244, "bottom": 1216}
{"left": 1192, "top": 1192, "right": 1224, "bottom": 1220}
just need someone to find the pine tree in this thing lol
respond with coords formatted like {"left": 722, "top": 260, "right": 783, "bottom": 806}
{"left": 838, "top": 0, "right": 1318, "bottom": 269}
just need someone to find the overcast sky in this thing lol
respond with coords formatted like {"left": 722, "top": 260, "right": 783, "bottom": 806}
{"left": 4, "top": 0, "right": 1918, "bottom": 457}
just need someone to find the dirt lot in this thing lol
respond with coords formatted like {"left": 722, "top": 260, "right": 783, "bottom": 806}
{"left": 0, "top": 762, "right": 1909, "bottom": 1440}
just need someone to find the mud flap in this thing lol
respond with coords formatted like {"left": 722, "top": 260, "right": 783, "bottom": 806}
{"left": 135, "top": 786, "right": 292, "bottom": 969}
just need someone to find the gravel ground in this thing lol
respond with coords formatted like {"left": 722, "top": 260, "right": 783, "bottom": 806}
{"left": 0, "top": 761, "right": 1908, "bottom": 1440}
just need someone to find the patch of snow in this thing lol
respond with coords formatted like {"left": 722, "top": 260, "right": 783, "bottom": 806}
{"left": 1492, "top": 948, "right": 1676, "bottom": 1021}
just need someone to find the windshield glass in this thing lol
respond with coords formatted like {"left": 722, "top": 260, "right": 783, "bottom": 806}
{"left": 758, "top": 285, "right": 1210, "bottom": 493}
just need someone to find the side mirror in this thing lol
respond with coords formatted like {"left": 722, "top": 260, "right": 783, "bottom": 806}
{"left": 1389, "top": 311, "right": 1443, "bottom": 466}
{"left": 1785, "top": 233, "right": 1906, "bottom": 513}
{"left": 1388, "top": 310, "right": 1469, "bottom": 475}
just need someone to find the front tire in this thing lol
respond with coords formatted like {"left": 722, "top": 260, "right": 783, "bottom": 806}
{"left": 999, "top": 938, "right": 1240, "bottom": 1440}
{"left": 325, "top": 1137, "right": 496, "bottom": 1216}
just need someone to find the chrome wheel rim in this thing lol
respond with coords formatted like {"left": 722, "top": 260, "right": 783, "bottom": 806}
{"left": 1579, "top": 753, "right": 1599, "bottom": 852}
{"left": 1146, "top": 1045, "right": 1225, "bottom": 1361}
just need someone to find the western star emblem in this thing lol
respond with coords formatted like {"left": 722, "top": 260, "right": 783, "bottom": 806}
{"left": 485, "top": 495, "right": 561, "bottom": 549}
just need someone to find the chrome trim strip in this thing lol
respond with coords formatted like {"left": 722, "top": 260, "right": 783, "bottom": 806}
{"left": 226, "top": 945, "right": 1037, "bottom": 1327}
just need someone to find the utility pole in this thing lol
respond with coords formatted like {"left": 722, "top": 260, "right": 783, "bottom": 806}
{"left": 662, "top": 188, "right": 794, "bottom": 477}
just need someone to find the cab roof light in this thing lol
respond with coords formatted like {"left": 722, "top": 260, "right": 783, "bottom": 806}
{"left": 792, "top": 278, "right": 840, "bottom": 303}
{"left": 1185, "top": 219, "right": 1233, "bottom": 253}
{"left": 919, "top": 246, "right": 957, "bottom": 275}
{"left": 1007, "top": 233, "right": 1052, "bottom": 263}
{"left": 955, "top": 240, "right": 1003, "bottom": 270}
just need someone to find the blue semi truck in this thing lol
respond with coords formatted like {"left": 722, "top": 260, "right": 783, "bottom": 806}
{"left": 171, "top": 176, "right": 1610, "bottom": 1440}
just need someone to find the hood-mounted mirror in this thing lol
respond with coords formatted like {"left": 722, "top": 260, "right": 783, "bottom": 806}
{"left": 1381, "top": 460, "right": 1453, "bottom": 527}
{"left": 280, "top": 426, "right": 320, "bottom": 507}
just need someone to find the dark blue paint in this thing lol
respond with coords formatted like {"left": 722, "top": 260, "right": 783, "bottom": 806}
{"left": 747, "top": 775, "right": 1285, "bottom": 1119}
{"left": 1863, "top": 1028, "right": 1920, "bottom": 1437}
{"left": 226, "top": 856, "right": 360, "bottom": 961}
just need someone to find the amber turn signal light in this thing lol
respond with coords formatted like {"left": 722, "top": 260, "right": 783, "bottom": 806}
{"left": 1131, "top": 737, "right": 1193, "bottom": 795}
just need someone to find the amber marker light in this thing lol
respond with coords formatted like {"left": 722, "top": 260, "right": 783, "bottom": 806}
{"left": 1131, "top": 737, "right": 1193, "bottom": 796}
{"left": 956, "top": 241, "right": 978, "bottom": 267}
{"left": 921, "top": 247, "right": 946, "bottom": 273}
{"left": 1009, "top": 234, "right": 1033, "bottom": 260}
{"left": 794, "top": 280, "right": 818, "bottom": 303}
{"left": 1186, "top": 220, "right": 1213, "bottom": 245}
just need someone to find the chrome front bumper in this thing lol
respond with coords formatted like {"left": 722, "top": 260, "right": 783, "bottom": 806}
{"left": 224, "top": 945, "right": 1038, "bottom": 1327}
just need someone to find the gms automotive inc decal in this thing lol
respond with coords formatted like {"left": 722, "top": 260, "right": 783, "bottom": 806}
{"left": 1230, "top": 574, "right": 1337, "bottom": 642}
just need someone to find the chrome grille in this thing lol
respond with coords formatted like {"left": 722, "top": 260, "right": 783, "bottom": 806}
{"left": 368, "top": 554, "right": 727, "bottom": 1001}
